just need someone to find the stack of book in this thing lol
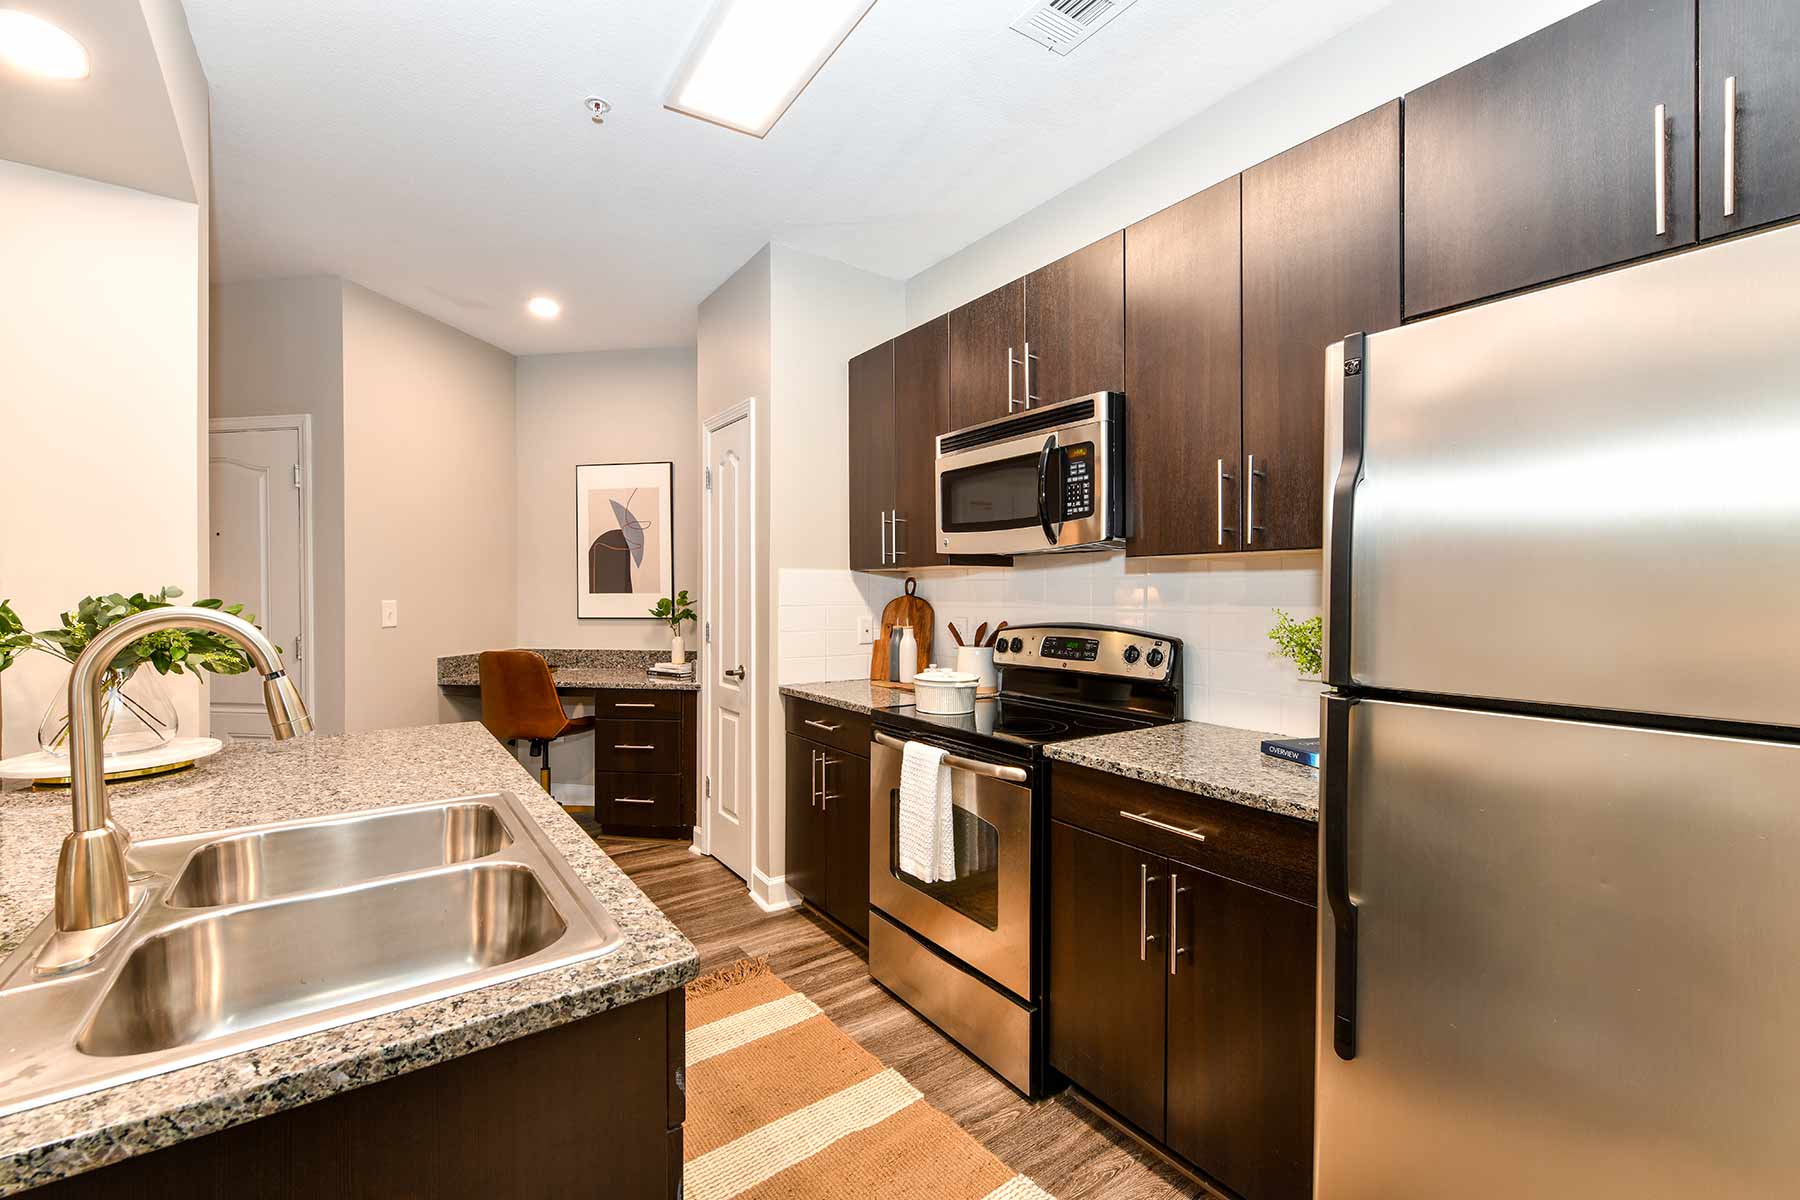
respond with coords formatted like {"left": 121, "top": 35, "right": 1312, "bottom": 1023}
{"left": 647, "top": 661, "right": 694, "bottom": 679}
{"left": 1259, "top": 737, "right": 1320, "bottom": 768}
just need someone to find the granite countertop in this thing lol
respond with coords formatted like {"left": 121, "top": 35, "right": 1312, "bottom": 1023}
{"left": 779, "top": 679, "right": 916, "bottom": 715}
{"left": 1045, "top": 721, "right": 1321, "bottom": 823}
{"left": 0, "top": 722, "right": 698, "bottom": 1194}
{"left": 437, "top": 648, "right": 699, "bottom": 692}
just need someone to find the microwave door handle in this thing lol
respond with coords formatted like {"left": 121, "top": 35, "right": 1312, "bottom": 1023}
{"left": 1036, "top": 434, "right": 1060, "bottom": 547}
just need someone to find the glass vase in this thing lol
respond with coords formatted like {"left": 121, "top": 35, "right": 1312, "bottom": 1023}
{"left": 38, "top": 665, "right": 180, "bottom": 758}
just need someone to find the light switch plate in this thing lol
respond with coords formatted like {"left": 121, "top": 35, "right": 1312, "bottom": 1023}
{"left": 381, "top": 600, "right": 398, "bottom": 628}
{"left": 856, "top": 615, "right": 874, "bottom": 645}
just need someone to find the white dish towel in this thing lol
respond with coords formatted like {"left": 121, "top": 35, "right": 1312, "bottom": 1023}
{"left": 898, "top": 741, "right": 957, "bottom": 884}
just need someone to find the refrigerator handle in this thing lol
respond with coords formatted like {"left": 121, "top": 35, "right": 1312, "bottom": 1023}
{"left": 1327, "top": 332, "right": 1366, "bottom": 688}
{"left": 1323, "top": 693, "right": 1358, "bottom": 1061}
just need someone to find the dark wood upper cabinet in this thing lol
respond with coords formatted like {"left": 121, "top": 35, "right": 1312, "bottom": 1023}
{"left": 1024, "top": 233, "right": 1125, "bottom": 408}
{"left": 846, "top": 342, "right": 895, "bottom": 572}
{"left": 783, "top": 734, "right": 827, "bottom": 907}
{"left": 1164, "top": 867, "right": 1317, "bottom": 1200}
{"left": 948, "top": 279, "right": 1024, "bottom": 430}
{"left": 1048, "top": 820, "right": 1168, "bottom": 1140}
{"left": 1404, "top": 0, "right": 1698, "bottom": 317}
{"left": 1125, "top": 176, "right": 1242, "bottom": 558}
{"left": 1243, "top": 100, "right": 1402, "bottom": 553}
{"left": 892, "top": 317, "right": 950, "bottom": 570}
{"left": 821, "top": 750, "right": 870, "bottom": 940}
{"left": 1701, "top": 0, "right": 1800, "bottom": 239}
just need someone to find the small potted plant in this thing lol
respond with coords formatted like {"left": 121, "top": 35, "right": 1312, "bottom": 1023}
{"left": 649, "top": 590, "right": 696, "bottom": 665}
{"left": 1268, "top": 608, "right": 1324, "bottom": 682}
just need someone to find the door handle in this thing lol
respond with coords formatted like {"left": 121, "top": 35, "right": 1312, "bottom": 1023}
{"left": 613, "top": 744, "right": 656, "bottom": 751}
{"left": 1723, "top": 75, "right": 1738, "bottom": 218}
{"left": 1169, "top": 871, "right": 1188, "bottom": 977}
{"left": 804, "top": 719, "right": 842, "bottom": 733}
{"left": 1023, "top": 341, "right": 1038, "bottom": 408}
{"left": 1216, "top": 459, "right": 1235, "bottom": 546}
{"left": 1036, "top": 434, "right": 1060, "bottom": 547}
{"left": 819, "top": 754, "right": 834, "bottom": 809}
{"left": 1246, "top": 453, "right": 1267, "bottom": 544}
{"left": 889, "top": 510, "right": 907, "bottom": 559}
{"left": 1653, "top": 102, "right": 1669, "bottom": 237}
{"left": 1139, "top": 862, "right": 1162, "bottom": 962}
{"left": 880, "top": 510, "right": 890, "bottom": 564}
{"left": 724, "top": 665, "right": 746, "bottom": 681}
{"left": 1007, "top": 346, "right": 1022, "bottom": 411}
{"left": 810, "top": 750, "right": 821, "bottom": 808}
{"left": 1324, "top": 694, "right": 1359, "bottom": 1060}
{"left": 613, "top": 702, "right": 657, "bottom": 709}
{"left": 1121, "top": 809, "right": 1208, "bottom": 844}
{"left": 612, "top": 796, "right": 655, "bottom": 806}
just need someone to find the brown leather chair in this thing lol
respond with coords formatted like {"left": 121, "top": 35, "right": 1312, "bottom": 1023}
{"left": 477, "top": 651, "right": 594, "bottom": 796}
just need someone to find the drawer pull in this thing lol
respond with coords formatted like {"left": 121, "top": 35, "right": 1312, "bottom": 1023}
{"left": 613, "top": 702, "right": 657, "bottom": 709}
{"left": 613, "top": 743, "right": 656, "bottom": 751}
{"left": 1120, "top": 810, "right": 1208, "bottom": 845}
{"left": 804, "top": 719, "right": 843, "bottom": 733}
{"left": 613, "top": 796, "right": 656, "bottom": 806}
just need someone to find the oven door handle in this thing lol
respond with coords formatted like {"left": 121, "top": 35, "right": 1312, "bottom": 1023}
{"left": 1036, "top": 434, "right": 1062, "bottom": 547}
{"left": 873, "top": 731, "right": 1030, "bottom": 784}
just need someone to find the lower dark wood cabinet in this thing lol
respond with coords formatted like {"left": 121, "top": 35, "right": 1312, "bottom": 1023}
{"left": 782, "top": 700, "right": 873, "bottom": 940}
{"left": 785, "top": 732, "right": 830, "bottom": 909}
{"left": 594, "top": 690, "right": 698, "bottom": 838}
{"left": 1048, "top": 820, "right": 1168, "bottom": 1139}
{"left": 1048, "top": 766, "right": 1318, "bottom": 1200}
{"left": 821, "top": 747, "right": 871, "bottom": 940}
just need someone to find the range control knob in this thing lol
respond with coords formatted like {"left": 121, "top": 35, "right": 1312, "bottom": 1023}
{"left": 1146, "top": 647, "right": 1166, "bottom": 669}
{"left": 1008, "top": 636, "right": 1023, "bottom": 653}
{"left": 1122, "top": 645, "right": 1142, "bottom": 665}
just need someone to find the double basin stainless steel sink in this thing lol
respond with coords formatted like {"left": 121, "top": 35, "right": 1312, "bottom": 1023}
{"left": 0, "top": 792, "right": 624, "bottom": 1119}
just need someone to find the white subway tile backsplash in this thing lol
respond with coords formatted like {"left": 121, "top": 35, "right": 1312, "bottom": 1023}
{"left": 825, "top": 629, "right": 864, "bottom": 658}
{"left": 781, "top": 630, "right": 827, "bottom": 660}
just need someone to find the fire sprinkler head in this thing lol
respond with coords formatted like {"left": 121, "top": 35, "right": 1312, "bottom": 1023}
{"left": 585, "top": 96, "right": 612, "bottom": 124}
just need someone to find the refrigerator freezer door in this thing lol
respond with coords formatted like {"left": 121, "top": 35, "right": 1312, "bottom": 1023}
{"left": 1334, "top": 222, "right": 1800, "bottom": 727}
{"left": 1316, "top": 697, "right": 1800, "bottom": 1199}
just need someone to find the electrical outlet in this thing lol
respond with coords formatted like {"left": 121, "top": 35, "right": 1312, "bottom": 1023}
{"left": 948, "top": 613, "right": 972, "bottom": 647}
{"left": 381, "top": 599, "right": 398, "bottom": 628}
{"left": 856, "top": 615, "right": 874, "bottom": 645}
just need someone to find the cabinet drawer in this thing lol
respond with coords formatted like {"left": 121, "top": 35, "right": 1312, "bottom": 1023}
{"left": 1050, "top": 763, "right": 1317, "bottom": 905}
{"left": 596, "top": 720, "right": 682, "bottom": 775}
{"left": 782, "top": 698, "right": 872, "bottom": 759}
{"left": 598, "top": 773, "right": 687, "bottom": 828}
{"left": 594, "top": 689, "right": 684, "bottom": 722}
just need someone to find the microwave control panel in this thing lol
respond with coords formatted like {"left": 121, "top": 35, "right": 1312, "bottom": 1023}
{"left": 1062, "top": 442, "right": 1096, "bottom": 519}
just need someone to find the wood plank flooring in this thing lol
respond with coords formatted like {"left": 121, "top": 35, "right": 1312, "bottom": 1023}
{"left": 595, "top": 834, "right": 1205, "bottom": 1200}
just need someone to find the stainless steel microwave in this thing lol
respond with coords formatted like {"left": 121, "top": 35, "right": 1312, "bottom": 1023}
{"left": 935, "top": 392, "right": 1124, "bottom": 556}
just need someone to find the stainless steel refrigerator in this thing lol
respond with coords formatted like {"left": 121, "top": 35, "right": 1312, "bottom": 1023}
{"left": 1316, "top": 222, "right": 1800, "bottom": 1198}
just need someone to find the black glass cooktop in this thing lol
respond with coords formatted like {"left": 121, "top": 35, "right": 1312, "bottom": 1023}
{"left": 874, "top": 695, "right": 1159, "bottom": 754}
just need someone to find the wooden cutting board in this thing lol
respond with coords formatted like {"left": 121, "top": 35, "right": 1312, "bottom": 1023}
{"left": 870, "top": 577, "right": 933, "bottom": 682}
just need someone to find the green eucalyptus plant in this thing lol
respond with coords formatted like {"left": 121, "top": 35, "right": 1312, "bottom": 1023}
{"left": 649, "top": 590, "right": 696, "bottom": 637}
{"left": 1268, "top": 608, "right": 1324, "bottom": 678}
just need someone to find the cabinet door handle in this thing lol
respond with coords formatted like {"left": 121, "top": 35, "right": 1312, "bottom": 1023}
{"left": 880, "top": 510, "right": 890, "bottom": 564}
{"left": 819, "top": 754, "right": 834, "bottom": 809}
{"left": 1023, "top": 341, "right": 1038, "bottom": 409}
{"left": 1139, "top": 863, "right": 1162, "bottom": 961}
{"left": 810, "top": 749, "right": 820, "bottom": 807}
{"left": 1723, "top": 75, "right": 1738, "bottom": 218}
{"left": 1653, "top": 102, "right": 1668, "bottom": 237}
{"left": 1169, "top": 871, "right": 1189, "bottom": 977}
{"left": 613, "top": 796, "right": 655, "bottom": 806}
{"left": 614, "top": 702, "right": 657, "bottom": 709}
{"left": 889, "top": 510, "right": 907, "bottom": 559}
{"left": 1246, "top": 454, "right": 1266, "bottom": 545}
{"left": 804, "top": 719, "right": 842, "bottom": 733}
{"left": 1120, "top": 809, "right": 1209, "bottom": 844}
{"left": 1216, "top": 459, "right": 1236, "bottom": 546}
{"left": 1007, "top": 346, "right": 1022, "bottom": 411}
{"left": 613, "top": 743, "right": 656, "bottom": 751}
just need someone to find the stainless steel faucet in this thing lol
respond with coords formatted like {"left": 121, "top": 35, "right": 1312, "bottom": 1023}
{"left": 56, "top": 606, "right": 313, "bottom": 934}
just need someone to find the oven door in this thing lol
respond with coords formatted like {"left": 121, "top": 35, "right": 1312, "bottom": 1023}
{"left": 935, "top": 414, "right": 1115, "bottom": 557}
{"left": 869, "top": 732, "right": 1034, "bottom": 999}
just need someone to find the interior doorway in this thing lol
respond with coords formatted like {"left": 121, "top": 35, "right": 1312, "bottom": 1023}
{"left": 701, "top": 402, "right": 755, "bottom": 884}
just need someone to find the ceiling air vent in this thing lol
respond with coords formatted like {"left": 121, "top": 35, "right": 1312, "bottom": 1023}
{"left": 1010, "top": 0, "right": 1139, "bottom": 55}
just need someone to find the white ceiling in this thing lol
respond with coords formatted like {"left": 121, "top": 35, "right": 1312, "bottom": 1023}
{"left": 183, "top": 0, "right": 1391, "bottom": 355}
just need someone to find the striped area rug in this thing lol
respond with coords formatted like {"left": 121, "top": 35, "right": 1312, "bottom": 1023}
{"left": 684, "top": 959, "right": 1054, "bottom": 1200}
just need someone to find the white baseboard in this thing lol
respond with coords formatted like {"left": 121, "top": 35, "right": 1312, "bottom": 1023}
{"left": 751, "top": 869, "right": 802, "bottom": 913}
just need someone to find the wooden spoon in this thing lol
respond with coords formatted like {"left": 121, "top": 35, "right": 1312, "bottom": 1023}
{"left": 948, "top": 622, "right": 965, "bottom": 647}
{"left": 972, "top": 622, "right": 988, "bottom": 648}
{"left": 987, "top": 621, "right": 1008, "bottom": 647}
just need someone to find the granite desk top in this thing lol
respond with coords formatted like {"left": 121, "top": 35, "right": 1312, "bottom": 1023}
{"left": 1045, "top": 721, "right": 1320, "bottom": 823}
{"left": 779, "top": 680, "right": 917, "bottom": 715}
{"left": 0, "top": 722, "right": 698, "bottom": 1194}
{"left": 437, "top": 648, "right": 700, "bottom": 692}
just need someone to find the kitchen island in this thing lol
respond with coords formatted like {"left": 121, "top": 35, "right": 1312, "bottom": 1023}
{"left": 0, "top": 722, "right": 698, "bottom": 1197}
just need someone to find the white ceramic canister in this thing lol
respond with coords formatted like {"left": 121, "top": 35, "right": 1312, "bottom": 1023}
{"left": 912, "top": 666, "right": 980, "bottom": 716}
{"left": 954, "top": 644, "right": 997, "bottom": 693}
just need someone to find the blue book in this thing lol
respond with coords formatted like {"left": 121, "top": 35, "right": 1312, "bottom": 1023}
{"left": 1261, "top": 737, "right": 1320, "bottom": 768}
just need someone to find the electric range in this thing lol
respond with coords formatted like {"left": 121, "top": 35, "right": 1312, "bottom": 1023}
{"left": 866, "top": 623, "right": 1183, "bottom": 1096}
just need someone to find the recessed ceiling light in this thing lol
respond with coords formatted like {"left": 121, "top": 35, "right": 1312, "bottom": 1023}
{"left": 0, "top": 10, "right": 90, "bottom": 80}
{"left": 528, "top": 296, "right": 562, "bottom": 320}
{"left": 666, "top": 0, "right": 877, "bottom": 139}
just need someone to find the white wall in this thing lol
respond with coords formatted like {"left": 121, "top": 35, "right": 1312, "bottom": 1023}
{"left": 340, "top": 282, "right": 517, "bottom": 733}
{"left": 0, "top": 160, "right": 202, "bottom": 754}
{"left": 211, "top": 276, "right": 348, "bottom": 733}
{"left": 514, "top": 348, "right": 700, "bottom": 649}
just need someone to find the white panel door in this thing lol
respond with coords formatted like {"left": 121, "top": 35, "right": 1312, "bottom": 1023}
{"left": 208, "top": 427, "right": 304, "bottom": 741}
{"left": 705, "top": 415, "right": 753, "bottom": 882}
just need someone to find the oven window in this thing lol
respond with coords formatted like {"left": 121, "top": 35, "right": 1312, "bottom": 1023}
{"left": 940, "top": 454, "right": 1041, "bottom": 533}
{"left": 888, "top": 796, "right": 1001, "bottom": 930}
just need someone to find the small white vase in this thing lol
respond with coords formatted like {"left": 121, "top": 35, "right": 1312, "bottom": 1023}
{"left": 670, "top": 635, "right": 687, "bottom": 665}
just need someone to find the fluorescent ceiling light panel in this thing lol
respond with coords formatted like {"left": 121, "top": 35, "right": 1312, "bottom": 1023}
{"left": 666, "top": 0, "right": 877, "bottom": 138}
{"left": 0, "top": 10, "right": 90, "bottom": 80}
